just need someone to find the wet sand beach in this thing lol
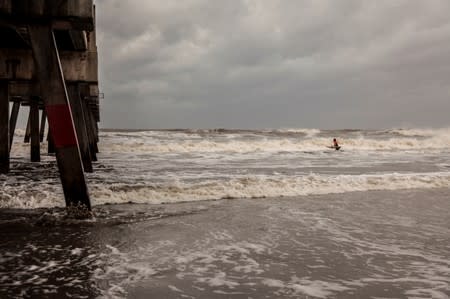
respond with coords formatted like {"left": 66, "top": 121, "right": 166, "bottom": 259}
{"left": 2, "top": 128, "right": 450, "bottom": 298}
{"left": 1, "top": 188, "right": 449, "bottom": 298}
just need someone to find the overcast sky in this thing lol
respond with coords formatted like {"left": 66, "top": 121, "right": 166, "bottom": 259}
{"left": 95, "top": 0, "right": 450, "bottom": 129}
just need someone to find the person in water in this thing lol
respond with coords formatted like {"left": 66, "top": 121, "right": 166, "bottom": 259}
{"left": 332, "top": 138, "right": 339, "bottom": 150}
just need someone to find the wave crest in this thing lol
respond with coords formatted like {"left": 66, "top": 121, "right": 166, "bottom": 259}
{"left": 89, "top": 172, "right": 450, "bottom": 206}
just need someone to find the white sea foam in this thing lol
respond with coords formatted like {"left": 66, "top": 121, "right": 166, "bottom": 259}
{"left": 93, "top": 233, "right": 272, "bottom": 298}
{"left": 4, "top": 128, "right": 450, "bottom": 209}
{"left": 287, "top": 277, "right": 351, "bottom": 298}
{"left": 98, "top": 137, "right": 443, "bottom": 154}
{"left": 98, "top": 132, "right": 450, "bottom": 154}
{"left": 405, "top": 288, "right": 450, "bottom": 299}
{"left": 3, "top": 171, "right": 450, "bottom": 209}
{"left": 9, "top": 127, "right": 450, "bottom": 155}
{"left": 94, "top": 245, "right": 158, "bottom": 299}
{"left": 274, "top": 128, "right": 321, "bottom": 137}
{"left": 0, "top": 182, "right": 64, "bottom": 209}
{"left": 389, "top": 127, "right": 450, "bottom": 137}
{"left": 9, "top": 140, "right": 49, "bottom": 156}
{"left": 14, "top": 128, "right": 26, "bottom": 137}
{"left": 87, "top": 172, "right": 450, "bottom": 206}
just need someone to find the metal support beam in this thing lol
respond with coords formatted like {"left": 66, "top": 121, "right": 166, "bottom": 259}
{"left": 28, "top": 24, "right": 91, "bottom": 211}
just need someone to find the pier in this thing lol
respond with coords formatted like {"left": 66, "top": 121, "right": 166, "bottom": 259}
{"left": 0, "top": 0, "right": 100, "bottom": 212}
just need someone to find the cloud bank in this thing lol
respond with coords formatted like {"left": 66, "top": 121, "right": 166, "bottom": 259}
{"left": 96, "top": 0, "right": 450, "bottom": 129}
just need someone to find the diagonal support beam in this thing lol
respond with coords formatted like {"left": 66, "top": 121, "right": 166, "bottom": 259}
{"left": 9, "top": 100, "right": 20, "bottom": 148}
{"left": 24, "top": 111, "right": 31, "bottom": 143}
{"left": 28, "top": 24, "right": 91, "bottom": 211}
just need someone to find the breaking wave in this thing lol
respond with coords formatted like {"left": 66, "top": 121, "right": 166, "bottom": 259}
{"left": 11, "top": 127, "right": 450, "bottom": 154}
{"left": 100, "top": 134, "right": 450, "bottom": 154}
{"left": 3, "top": 127, "right": 450, "bottom": 209}
{"left": 89, "top": 172, "right": 450, "bottom": 205}
{"left": 3, "top": 172, "right": 450, "bottom": 209}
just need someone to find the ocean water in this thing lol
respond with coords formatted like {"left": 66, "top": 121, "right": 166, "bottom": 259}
{"left": 1, "top": 128, "right": 450, "bottom": 298}
{"left": 2, "top": 127, "right": 450, "bottom": 208}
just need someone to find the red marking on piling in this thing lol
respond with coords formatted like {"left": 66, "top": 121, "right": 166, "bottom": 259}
{"left": 45, "top": 105, "right": 78, "bottom": 148}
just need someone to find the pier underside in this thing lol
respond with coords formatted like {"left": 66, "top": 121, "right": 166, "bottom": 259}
{"left": 0, "top": 0, "right": 100, "bottom": 212}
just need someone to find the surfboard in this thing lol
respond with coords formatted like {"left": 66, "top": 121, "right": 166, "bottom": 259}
{"left": 327, "top": 146, "right": 341, "bottom": 150}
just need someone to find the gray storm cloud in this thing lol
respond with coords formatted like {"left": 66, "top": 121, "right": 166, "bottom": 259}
{"left": 96, "top": 0, "right": 450, "bottom": 129}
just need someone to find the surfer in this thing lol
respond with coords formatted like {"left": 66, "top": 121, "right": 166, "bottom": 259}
{"left": 332, "top": 138, "right": 340, "bottom": 150}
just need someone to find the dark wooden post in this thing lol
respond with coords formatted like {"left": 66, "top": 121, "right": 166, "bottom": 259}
{"left": 82, "top": 98, "right": 97, "bottom": 161}
{"left": 0, "top": 81, "right": 9, "bottom": 174}
{"left": 24, "top": 110, "right": 31, "bottom": 143}
{"left": 28, "top": 25, "right": 91, "bottom": 211}
{"left": 9, "top": 100, "right": 20, "bottom": 149}
{"left": 47, "top": 127, "right": 55, "bottom": 154}
{"left": 67, "top": 83, "right": 93, "bottom": 172}
{"left": 94, "top": 116, "right": 99, "bottom": 153}
{"left": 40, "top": 109, "right": 46, "bottom": 142}
{"left": 30, "top": 96, "right": 40, "bottom": 162}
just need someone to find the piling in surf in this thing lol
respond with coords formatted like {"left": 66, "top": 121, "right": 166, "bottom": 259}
{"left": 0, "top": 0, "right": 101, "bottom": 214}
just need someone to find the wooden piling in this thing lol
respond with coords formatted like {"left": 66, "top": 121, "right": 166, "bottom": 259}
{"left": 82, "top": 98, "right": 97, "bottom": 161}
{"left": 24, "top": 110, "right": 31, "bottom": 143}
{"left": 40, "top": 109, "right": 46, "bottom": 142}
{"left": 28, "top": 24, "right": 91, "bottom": 210}
{"left": 30, "top": 96, "right": 40, "bottom": 162}
{"left": 0, "top": 81, "right": 9, "bottom": 174}
{"left": 9, "top": 100, "right": 20, "bottom": 149}
{"left": 47, "top": 127, "right": 55, "bottom": 154}
{"left": 94, "top": 117, "right": 99, "bottom": 153}
{"left": 67, "top": 83, "right": 93, "bottom": 172}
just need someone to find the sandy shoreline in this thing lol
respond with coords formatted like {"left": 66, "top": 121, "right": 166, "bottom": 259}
{"left": 1, "top": 188, "right": 449, "bottom": 298}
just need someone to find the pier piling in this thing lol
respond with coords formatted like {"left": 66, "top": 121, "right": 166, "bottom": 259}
{"left": 67, "top": 83, "right": 93, "bottom": 172}
{"left": 9, "top": 99, "right": 20, "bottom": 147}
{"left": 39, "top": 109, "right": 46, "bottom": 142}
{"left": 24, "top": 110, "right": 30, "bottom": 143}
{"left": 82, "top": 97, "right": 97, "bottom": 161}
{"left": 28, "top": 24, "right": 91, "bottom": 209}
{"left": 47, "top": 128, "right": 55, "bottom": 154}
{"left": 1, "top": 0, "right": 99, "bottom": 212}
{"left": 30, "top": 96, "right": 40, "bottom": 162}
{"left": 0, "top": 81, "right": 9, "bottom": 173}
